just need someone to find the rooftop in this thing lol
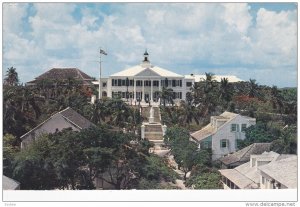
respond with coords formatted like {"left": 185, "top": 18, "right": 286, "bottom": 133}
{"left": 220, "top": 143, "right": 272, "bottom": 166}
{"left": 219, "top": 152, "right": 297, "bottom": 189}
{"left": 3, "top": 175, "right": 20, "bottom": 190}
{"left": 190, "top": 111, "right": 239, "bottom": 141}
{"left": 185, "top": 74, "right": 243, "bottom": 82}
{"left": 27, "top": 68, "right": 94, "bottom": 84}
{"left": 110, "top": 64, "right": 184, "bottom": 78}
{"left": 20, "top": 107, "right": 95, "bottom": 139}
{"left": 258, "top": 155, "right": 297, "bottom": 188}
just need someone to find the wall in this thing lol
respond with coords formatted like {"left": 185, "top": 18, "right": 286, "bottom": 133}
{"left": 21, "top": 114, "right": 80, "bottom": 149}
{"left": 211, "top": 115, "right": 256, "bottom": 160}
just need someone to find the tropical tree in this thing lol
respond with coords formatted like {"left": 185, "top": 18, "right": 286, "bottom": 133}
{"left": 247, "top": 79, "right": 261, "bottom": 98}
{"left": 4, "top": 67, "right": 19, "bottom": 86}
{"left": 12, "top": 134, "right": 59, "bottom": 190}
{"left": 178, "top": 100, "right": 199, "bottom": 128}
{"left": 160, "top": 87, "right": 174, "bottom": 107}
{"left": 271, "top": 125, "right": 297, "bottom": 154}
{"left": 164, "top": 127, "right": 210, "bottom": 180}
{"left": 219, "top": 78, "right": 233, "bottom": 110}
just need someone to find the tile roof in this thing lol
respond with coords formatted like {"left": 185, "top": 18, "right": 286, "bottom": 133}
{"left": 3, "top": 175, "right": 20, "bottom": 190}
{"left": 219, "top": 143, "right": 272, "bottom": 165}
{"left": 258, "top": 155, "right": 297, "bottom": 188}
{"left": 28, "top": 68, "right": 94, "bottom": 84}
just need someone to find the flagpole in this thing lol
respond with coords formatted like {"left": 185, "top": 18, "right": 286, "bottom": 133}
{"left": 98, "top": 48, "right": 107, "bottom": 100}
{"left": 99, "top": 48, "right": 102, "bottom": 100}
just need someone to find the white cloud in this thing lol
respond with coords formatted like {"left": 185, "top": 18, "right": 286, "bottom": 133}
{"left": 3, "top": 3, "right": 29, "bottom": 34}
{"left": 2, "top": 3, "right": 297, "bottom": 87}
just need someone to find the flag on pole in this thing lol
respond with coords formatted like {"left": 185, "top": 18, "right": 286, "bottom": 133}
{"left": 100, "top": 49, "right": 107, "bottom": 55}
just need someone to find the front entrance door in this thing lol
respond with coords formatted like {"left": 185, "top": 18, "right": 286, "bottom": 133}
{"left": 145, "top": 93, "right": 150, "bottom": 103}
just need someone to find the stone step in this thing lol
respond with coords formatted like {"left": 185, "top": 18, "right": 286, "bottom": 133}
{"left": 145, "top": 125, "right": 162, "bottom": 132}
{"left": 145, "top": 133, "right": 164, "bottom": 140}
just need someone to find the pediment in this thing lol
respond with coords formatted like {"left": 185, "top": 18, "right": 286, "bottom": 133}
{"left": 135, "top": 68, "right": 161, "bottom": 77}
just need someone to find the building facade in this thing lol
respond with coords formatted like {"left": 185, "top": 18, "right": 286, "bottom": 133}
{"left": 20, "top": 107, "right": 95, "bottom": 149}
{"left": 219, "top": 152, "right": 297, "bottom": 189}
{"left": 191, "top": 111, "right": 256, "bottom": 160}
{"left": 94, "top": 51, "right": 243, "bottom": 104}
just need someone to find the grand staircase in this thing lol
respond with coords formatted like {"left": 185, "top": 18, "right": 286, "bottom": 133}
{"left": 141, "top": 106, "right": 164, "bottom": 146}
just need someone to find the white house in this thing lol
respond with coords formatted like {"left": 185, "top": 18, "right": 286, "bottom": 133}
{"left": 190, "top": 111, "right": 256, "bottom": 160}
{"left": 93, "top": 51, "right": 243, "bottom": 104}
{"left": 258, "top": 155, "right": 297, "bottom": 189}
{"left": 219, "top": 152, "right": 297, "bottom": 189}
{"left": 20, "top": 107, "right": 95, "bottom": 149}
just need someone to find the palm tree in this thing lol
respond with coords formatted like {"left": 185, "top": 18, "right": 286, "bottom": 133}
{"left": 248, "top": 79, "right": 260, "bottom": 98}
{"left": 86, "top": 100, "right": 108, "bottom": 125}
{"left": 179, "top": 101, "right": 199, "bottom": 128}
{"left": 160, "top": 87, "right": 174, "bottom": 107}
{"left": 270, "top": 86, "right": 284, "bottom": 114}
{"left": 219, "top": 78, "right": 233, "bottom": 110}
{"left": 4, "top": 67, "right": 19, "bottom": 86}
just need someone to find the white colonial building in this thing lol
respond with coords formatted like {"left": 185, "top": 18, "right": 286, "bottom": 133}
{"left": 93, "top": 51, "right": 243, "bottom": 105}
{"left": 191, "top": 111, "right": 256, "bottom": 160}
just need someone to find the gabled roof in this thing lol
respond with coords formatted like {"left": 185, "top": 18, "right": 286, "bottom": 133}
{"left": 110, "top": 64, "right": 183, "bottom": 78}
{"left": 190, "top": 111, "right": 239, "bottom": 141}
{"left": 220, "top": 143, "right": 272, "bottom": 165}
{"left": 258, "top": 155, "right": 297, "bottom": 188}
{"left": 60, "top": 107, "right": 95, "bottom": 129}
{"left": 3, "top": 175, "right": 20, "bottom": 190}
{"left": 184, "top": 74, "right": 243, "bottom": 82}
{"left": 20, "top": 107, "right": 95, "bottom": 139}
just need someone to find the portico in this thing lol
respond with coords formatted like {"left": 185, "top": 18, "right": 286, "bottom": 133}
{"left": 107, "top": 51, "right": 185, "bottom": 105}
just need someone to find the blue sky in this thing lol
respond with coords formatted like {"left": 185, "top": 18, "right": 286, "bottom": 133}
{"left": 2, "top": 3, "right": 297, "bottom": 87}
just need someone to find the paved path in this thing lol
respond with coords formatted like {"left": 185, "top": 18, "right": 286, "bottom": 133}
{"left": 152, "top": 149, "right": 188, "bottom": 189}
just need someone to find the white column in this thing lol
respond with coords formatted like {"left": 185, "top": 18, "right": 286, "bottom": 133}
{"left": 159, "top": 79, "right": 161, "bottom": 91}
{"left": 150, "top": 79, "right": 153, "bottom": 103}
{"left": 142, "top": 79, "right": 145, "bottom": 102}
{"left": 133, "top": 79, "right": 136, "bottom": 102}
{"left": 182, "top": 78, "right": 186, "bottom": 101}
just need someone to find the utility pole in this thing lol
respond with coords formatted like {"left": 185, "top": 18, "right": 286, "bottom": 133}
{"left": 99, "top": 48, "right": 107, "bottom": 99}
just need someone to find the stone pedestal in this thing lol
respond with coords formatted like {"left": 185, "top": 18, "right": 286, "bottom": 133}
{"left": 141, "top": 124, "right": 145, "bottom": 140}
{"left": 162, "top": 124, "right": 167, "bottom": 136}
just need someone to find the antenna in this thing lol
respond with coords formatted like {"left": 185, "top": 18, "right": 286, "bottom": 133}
{"left": 99, "top": 47, "right": 107, "bottom": 99}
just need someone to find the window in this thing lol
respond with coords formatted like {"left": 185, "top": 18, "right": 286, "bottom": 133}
{"left": 220, "top": 139, "right": 228, "bottom": 148}
{"left": 241, "top": 124, "right": 247, "bottom": 132}
{"left": 136, "top": 80, "right": 142, "bottom": 86}
{"left": 118, "top": 79, "right": 122, "bottom": 86}
{"left": 231, "top": 124, "right": 239, "bottom": 132}
{"left": 262, "top": 176, "right": 265, "bottom": 185}
{"left": 231, "top": 124, "right": 237, "bottom": 132}
{"left": 153, "top": 80, "right": 159, "bottom": 87}
{"left": 186, "top": 82, "right": 192, "bottom": 87}
{"left": 122, "top": 80, "right": 126, "bottom": 86}
{"left": 102, "top": 82, "right": 107, "bottom": 87}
